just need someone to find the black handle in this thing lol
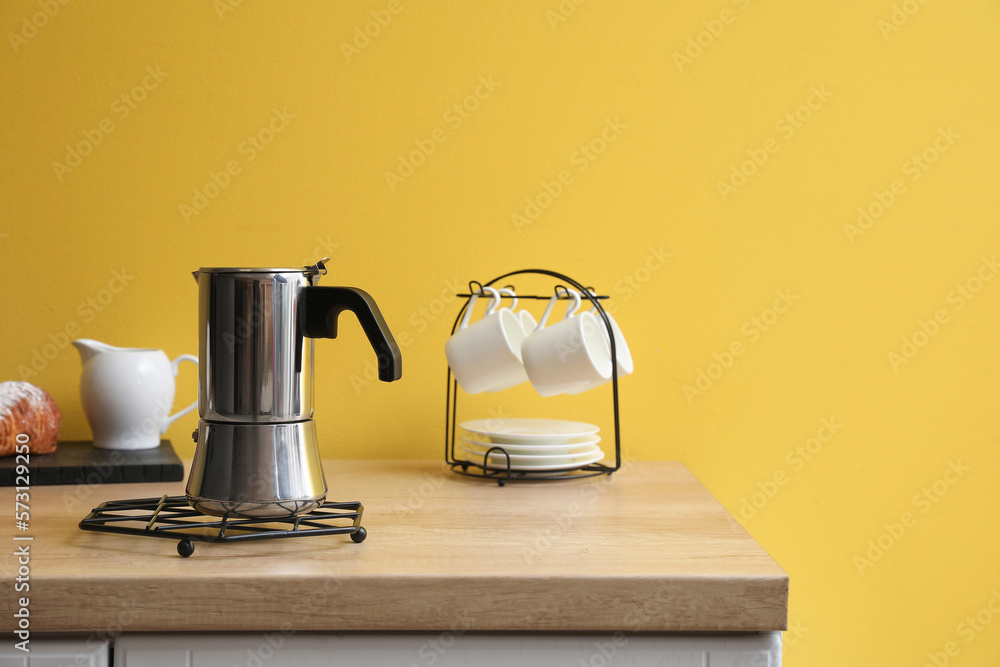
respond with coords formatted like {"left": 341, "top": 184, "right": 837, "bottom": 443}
{"left": 301, "top": 286, "right": 402, "bottom": 382}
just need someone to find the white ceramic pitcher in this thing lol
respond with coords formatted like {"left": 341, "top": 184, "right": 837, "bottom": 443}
{"left": 72, "top": 339, "right": 198, "bottom": 450}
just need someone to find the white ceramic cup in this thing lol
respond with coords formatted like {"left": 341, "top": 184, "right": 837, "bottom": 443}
{"left": 565, "top": 297, "right": 633, "bottom": 394}
{"left": 488, "top": 288, "right": 537, "bottom": 392}
{"left": 445, "top": 286, "right": 529, "bottom": 395}
{"left": 521, "top": 288, "right": 613, "bottom": 397}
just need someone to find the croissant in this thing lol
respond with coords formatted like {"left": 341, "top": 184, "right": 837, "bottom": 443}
{"left": 0, "top": 381, "right": 61, "bottom": 456}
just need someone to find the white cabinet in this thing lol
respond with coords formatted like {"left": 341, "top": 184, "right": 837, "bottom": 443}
{"left": 113, "top": 633, "right": 781, "bottom": 667}
{"left": 0, "top": 638, "right": 109, "bottom": 667}
{"left": 0, "top": 633, "right": 781, "bottom": 666}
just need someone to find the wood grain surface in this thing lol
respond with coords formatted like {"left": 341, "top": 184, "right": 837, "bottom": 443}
{"left": 0, "top": 460, "right": 787, "bottom": 633}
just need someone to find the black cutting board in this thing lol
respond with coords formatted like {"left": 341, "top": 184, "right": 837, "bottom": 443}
{"left": 0, "top": 440, "right": 184, "bottom": 486}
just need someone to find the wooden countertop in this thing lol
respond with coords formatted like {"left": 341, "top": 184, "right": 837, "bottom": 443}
{"left": 0, "top": 460, "right": 787, "bottom": 633}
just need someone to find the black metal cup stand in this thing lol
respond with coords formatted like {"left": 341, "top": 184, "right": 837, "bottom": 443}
{"left": 446, "top": 269, "right": 622, "bottom": 486}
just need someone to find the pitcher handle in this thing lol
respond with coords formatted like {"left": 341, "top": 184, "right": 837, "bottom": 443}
{"left": 160, "top": 354, "right": 199, "bottom": 433}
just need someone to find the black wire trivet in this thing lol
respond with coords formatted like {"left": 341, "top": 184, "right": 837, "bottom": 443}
{"left": 79, "top": 495, "right": 366, "bottom": 557}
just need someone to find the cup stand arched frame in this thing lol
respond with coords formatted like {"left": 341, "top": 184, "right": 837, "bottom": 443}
{"left": 445, "top": 269, "right": 622, "bottom": 485}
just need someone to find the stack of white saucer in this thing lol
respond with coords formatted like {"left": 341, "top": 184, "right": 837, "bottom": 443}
{"left": 459, "top": 418, "right": 604, "bottom": 472}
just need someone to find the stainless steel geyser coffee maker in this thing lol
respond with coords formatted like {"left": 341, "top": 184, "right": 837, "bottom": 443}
{"left": 186, "top": 259, "right": 402, "bottom": 518}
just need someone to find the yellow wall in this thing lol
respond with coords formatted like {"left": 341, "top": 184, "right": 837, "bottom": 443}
{"left": 2, "top": 0, "right": 999, "bottom": 663}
